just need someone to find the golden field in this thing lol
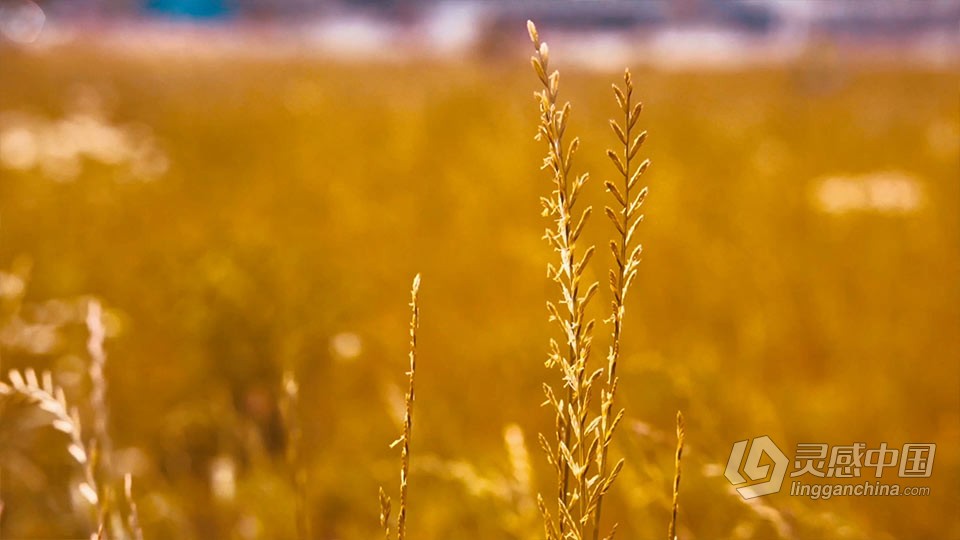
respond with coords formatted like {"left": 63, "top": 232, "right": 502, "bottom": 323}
{"left": 0, "top": 36, "right": 958, "bottom": 539}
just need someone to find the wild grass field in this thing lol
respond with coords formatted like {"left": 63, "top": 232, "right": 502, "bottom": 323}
{"left": 0, "top": 34, "right": 958, "bottom": 539}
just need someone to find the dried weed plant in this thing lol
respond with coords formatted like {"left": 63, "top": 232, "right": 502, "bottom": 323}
{"left": 528, "top": 20, "right": 684, "bottom": 539}
{"left": 85, "top": 298, "right": 145, "bottom": 539}
{"left": 379, "top": 274, "right": 421, "bottom": 540}
{"left": 85, "top": 299, "right": 112, "bottom": 533}
{"left": 592, "top": 68, "right": 650, "bottom": 539}
{"left": 0, "top": 368, "right": 102, "bottom": 535}
{"left": 86, "top": 300, "right": 144, "bottom": 540}
{"left": 528, "top": 20, "right": 609, "bottom": 539}
{"left": 0, "top": 293, "right": 144, "bottom": 539}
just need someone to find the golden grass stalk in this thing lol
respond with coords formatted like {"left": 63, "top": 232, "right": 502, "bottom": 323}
{"left": 84, "top": 299, "right": 112, "bottom": 531}
{"left": 378, "top": 486, "right": 392, "bottom": 540}
{"left": 379, "top": 273, "right": 421, "bottom": 540}
{"left": 85, "top": 300, "right": 111, "bottom": 461}
{"left": 591, "top": 68, "right": 650, "bottom": 539}
{"left": 397, "top": 273, "right": 420, "bottom": 540}
{"left": 87, "top": 299, "right": 149, "bottom": 540}
{"left": 503, "top": 423, "right": 534, "bottom": 518}
{"left": 528, "top": 20, "right": 605, "bottom": 539}
{"left": 0, "top": 368, "right": 103, "bottom": 533}
{"left": 124, "top": 473, "right": 144, "bottom": 540}
{"left": 668, "top": 412, "right": 685, "bottom": 540}
{"left": 280, "top": 369, "right": 311, "bottom": 540}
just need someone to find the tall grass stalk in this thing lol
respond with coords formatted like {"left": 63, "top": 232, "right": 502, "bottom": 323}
{"left": 527, "top": 20, "right": 606, "bottom": 539}
{"left": 379, "top": 274, "right": 421, "bottom": 540}
{"left": 592, "top": 68, "right": 650, "bottom": 538}
{"left": 85, "top": 300, "right": 112, "bottom": 532}
{"left": 528, "top": 21, "right": 675, "bottom": 540}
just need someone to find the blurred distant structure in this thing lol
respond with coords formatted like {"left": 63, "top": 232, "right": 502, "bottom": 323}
{"left": 144, "top": 0, "right": 233, "bottom": 19}
{"left": 15, "top": 0, "right": 960, "bottom": 36}
{"left": 1, "top": 0, "right": 957, "bottom": 64}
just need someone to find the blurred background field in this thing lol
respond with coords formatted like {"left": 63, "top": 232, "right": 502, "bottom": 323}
{"left": 1, "top": 3, "right": 959, "bottom": 539}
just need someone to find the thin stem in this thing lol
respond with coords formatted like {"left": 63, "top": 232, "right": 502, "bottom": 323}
{"left": 124, "top": 474, "right": 144, "bottom": 540}
{"left": 668, "top": 412, "right": 685, "bottom": 540}
{"left": 85, "top": 300, "right": 112, "bottom": 534}
{"left": 593, "top": 68, "right": 648, "bottom": 539}
{"left": 396, "top": 274, "right": 420, "bottom": 540}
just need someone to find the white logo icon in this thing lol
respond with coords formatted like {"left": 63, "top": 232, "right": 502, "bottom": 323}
{"left": 725, "top": 436, "right": 789, "bottom": 499}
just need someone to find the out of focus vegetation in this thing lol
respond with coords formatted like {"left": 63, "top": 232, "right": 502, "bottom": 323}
{"left": 0, "top": 40, "right": 957, "bottom": 539}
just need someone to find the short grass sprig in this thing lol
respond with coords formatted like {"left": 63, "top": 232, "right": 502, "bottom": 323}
{"left": 378, "top": 486, "right": 392, "bottom": 540}
{"left": 668, "top": 412, "right": 685, "bottom": 540}
{"left": 379, "top": 274, "right": 421, "bottom": 540}
{"left": 591, "top": 68, "right": 650, "bottom": 538}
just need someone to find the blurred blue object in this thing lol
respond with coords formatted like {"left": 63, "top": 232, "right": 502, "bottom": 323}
{"left": 145, "top": 0, "right": 233, "bottom": 19}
